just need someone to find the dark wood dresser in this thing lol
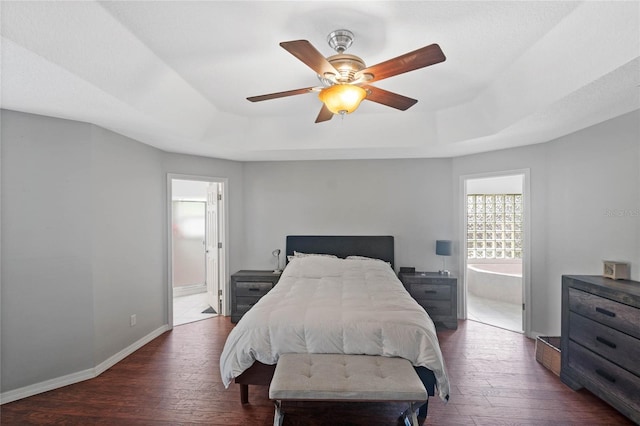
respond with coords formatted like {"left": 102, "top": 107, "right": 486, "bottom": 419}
{"left": 398, "top": 271, "right": 458, "bottom": 330}
{"left": 230, "top": 270, "right": 280, "bottom": 323}
{"left": 561, "top": 275, "right": 640, "bottom": 424}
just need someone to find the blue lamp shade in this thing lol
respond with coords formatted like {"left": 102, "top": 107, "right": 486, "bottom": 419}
{"left": 435, "top": 240, "right": 452, "bottom": 256}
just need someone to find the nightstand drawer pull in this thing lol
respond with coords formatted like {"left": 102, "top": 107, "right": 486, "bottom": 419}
{"left": 423, "top": 290, "right": 438, "bottom": 294}
{"left": 595, "top": 368, "right": 616, "bottom": 383}
{"left": 596, "top": 336, "right": 617, "bottom": 349}
{"left": 595, "top": 307, "right": 616, "bottom": 317}
{"left": 248, "top": 288, "right": 261, "bottom": 292}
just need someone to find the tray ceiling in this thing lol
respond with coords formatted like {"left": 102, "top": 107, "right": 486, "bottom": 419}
{"left": 1, "top": 1, "right": 638, "bottom": 161}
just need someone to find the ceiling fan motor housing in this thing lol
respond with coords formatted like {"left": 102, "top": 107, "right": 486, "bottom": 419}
{"left": 327, "top": 29, "right": 354, "bottom": 53}
{"left": 327, "top": 54, "right": 366, "bottom": 83}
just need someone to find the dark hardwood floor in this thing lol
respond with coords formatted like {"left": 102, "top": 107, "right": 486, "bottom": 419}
{"left": 1, "top": 317, "right": 633, "bottom": 425}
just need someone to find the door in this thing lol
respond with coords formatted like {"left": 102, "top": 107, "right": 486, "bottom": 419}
{"left": 205, "top": 183, "right": 221, "bottom": 313}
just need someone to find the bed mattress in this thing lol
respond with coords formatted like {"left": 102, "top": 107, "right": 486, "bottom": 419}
{"left": 220, "top": 255, "right": 450, "bottom": 401}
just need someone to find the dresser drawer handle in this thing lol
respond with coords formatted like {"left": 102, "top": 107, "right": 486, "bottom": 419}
{"left": 595, "top": 369, "right": 616, "bottom": 383}
{"left": 248, "top": 288, "right": 261, "bottom": 292}
{"left": 596, "top": 336, "right": 617, "bottom": 349}
{"left": 595, "top": 307, "right": 616, "bottom": 317}
{"left": 423, "top": 290, "right": 438, "bottom": 294}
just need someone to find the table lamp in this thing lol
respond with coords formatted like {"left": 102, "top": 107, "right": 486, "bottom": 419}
{"left": 272, "top": 249, "right": 282, "bottom": 274}
{"left": 436, "top": 240, "right": 452, "bottom": 275}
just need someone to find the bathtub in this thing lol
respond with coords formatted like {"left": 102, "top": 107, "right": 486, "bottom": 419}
{"left": 467, "top": 263, "right": 522, "bottom": 304}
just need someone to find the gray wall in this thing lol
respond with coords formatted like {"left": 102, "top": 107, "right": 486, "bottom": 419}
{"left": 90, "top": 125, "right": 165, "bottom": 364}
{"left": 242, "top": 159, "right": 455, "bottom": 272}
{"left": 1, "top": 107, "right": 638, "bottom": 396}
{"left": 1, "top": 110, "right": 243, "bottom": 394}
{"left": 2, "top": 111, "right": 95, "bottom": 390}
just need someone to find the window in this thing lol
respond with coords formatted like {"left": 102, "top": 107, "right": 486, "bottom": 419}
{"left": 467, "top": 194, "right": 523, "bottom": 260}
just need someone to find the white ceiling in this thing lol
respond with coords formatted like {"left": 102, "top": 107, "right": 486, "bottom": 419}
{"left": 1, "top": 1, "right": 638, "bottom": 161}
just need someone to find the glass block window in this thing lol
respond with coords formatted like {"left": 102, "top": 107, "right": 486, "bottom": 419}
{"left": 467, "top": 194, "right": 523, "bottom": 259}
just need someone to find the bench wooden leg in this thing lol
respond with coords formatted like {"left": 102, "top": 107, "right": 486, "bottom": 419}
{"left": 240, "top": 384, "right": 249, "bottom": 404}
{"left": 273, "top": 400, "right": 284, "bottom": 426}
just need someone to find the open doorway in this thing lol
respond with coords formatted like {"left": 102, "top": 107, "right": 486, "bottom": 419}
{"left": 167, "top": 174, "right": 227, "bottom": 328}
{"left": 461, "top": 171, "right": 530, "bottom": 334}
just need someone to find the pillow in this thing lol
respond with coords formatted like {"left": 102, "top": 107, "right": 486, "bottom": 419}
{"left": 293, "top": 251, "right": 338, "bottom": 259}
{"left": 346, "top": 255, "right": 392, "bottom": 267}
{"left": 346, "top": 255, "right": 382, "bottom": 262}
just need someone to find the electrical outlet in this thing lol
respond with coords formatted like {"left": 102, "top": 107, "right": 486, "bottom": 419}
{"left": 130, "top": 314, "right": 137, "bottom": 327}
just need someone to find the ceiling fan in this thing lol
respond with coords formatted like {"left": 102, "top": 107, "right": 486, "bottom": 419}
{"left": 247, "top": 29, "right": 446, "bottom": 123}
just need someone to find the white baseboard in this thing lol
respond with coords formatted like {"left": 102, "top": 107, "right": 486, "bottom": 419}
{"left": 0, "top": 368, "right": 95, "bottom": 405}
{"left": 94, "top": 325, "right": 169, "bottom": 376}
{"left": 528, "top": 330, "right": 545, "bottom": 340}
{"left": 1, "top": 324, "right": 170, "bottom": 405}
{"left": 173, "top": 284, "right": 206, "bottom": 298}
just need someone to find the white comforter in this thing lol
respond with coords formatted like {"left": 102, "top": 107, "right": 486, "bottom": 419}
{"left": 219, "top": 256, "right": 450, "bottom": 401}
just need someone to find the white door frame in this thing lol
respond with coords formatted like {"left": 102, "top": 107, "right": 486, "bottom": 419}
{"left": 167, "top": 173, "right": 229, "bottom": 329}
{"left": 205, "top": 183, "right": 221, "bottom": 314}
{"left": 459, "top": 169, "right": 531, "bottom": 337}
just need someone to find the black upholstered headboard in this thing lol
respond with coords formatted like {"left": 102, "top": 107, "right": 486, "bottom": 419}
{"left": 286, "top": 235, "right": 394, "bottom": 269}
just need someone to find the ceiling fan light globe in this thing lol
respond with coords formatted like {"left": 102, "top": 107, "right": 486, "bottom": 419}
{"left": 318, "top": 84, "right": 367, "bottom": 115}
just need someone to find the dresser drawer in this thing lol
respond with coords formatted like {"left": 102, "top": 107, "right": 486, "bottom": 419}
{"left": 406, "top": 284, "right": 451, "bottom": 301}
{"left": 569, "top": 312, "right": 640, "bottom": 376}
{"left": 568, "top": 340, "right": 640, "bottom": 414}
{"left": 235, "top": 281, "right": 273, "bottom": 297}
{"left": 416, "top": 299, "right": 452, "bottom": 317}
{"left": 569, "top": 288, "right": 640, "bottom": 339}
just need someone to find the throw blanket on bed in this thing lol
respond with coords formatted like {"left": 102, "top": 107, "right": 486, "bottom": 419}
{"left": 220, "top": 256, "right": 451, "bottom": 401}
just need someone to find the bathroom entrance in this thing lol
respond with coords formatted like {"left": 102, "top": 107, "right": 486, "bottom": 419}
{"left": 463, "top": 172, "right": 529, "bottom": 333}
{"left": 168, "top": 174, "right": 227, "bottom": 327}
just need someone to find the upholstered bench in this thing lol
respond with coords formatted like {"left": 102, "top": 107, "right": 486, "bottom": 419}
{"left": 269, "top": 353, "right": 428, "bottom": 426}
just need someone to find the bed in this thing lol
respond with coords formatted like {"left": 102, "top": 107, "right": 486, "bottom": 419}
{"left": 220, "top": 235, "right": 450, "bottom": 413}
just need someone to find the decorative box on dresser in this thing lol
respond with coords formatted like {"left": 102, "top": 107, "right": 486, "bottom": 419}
{"left": 398, "top": 271, "right": 458, "bottom": 330}
{"left": 230, "top": 270, "right": 280, "bottom": 323}
{"left": 561, "top": 275, "right": 640, "bottom": 424}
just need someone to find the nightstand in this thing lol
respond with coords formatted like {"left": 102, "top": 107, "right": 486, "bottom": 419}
{"left": 230, "top": 270, "right": 280, "bottom": 323}
{"left": 398, "top": 271, "right": 458, "bottom": 330}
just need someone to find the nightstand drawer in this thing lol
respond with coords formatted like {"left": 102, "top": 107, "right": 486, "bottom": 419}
{"left": 403, "top": 276, "right": 451, "bottom": 286}
{"left": 406, "top": 284, "right": 451, "bottom": 301}
{"left": 236, "top": 296, "right": 262, "bottom": 314}
{"left": 569, "top": 312, "right": 640, "bottom": 376}
{"left": 235, "top": 281, "right": 273, "bottom": 297}
{"left": 569, "top": 288, "right": 640, "bottom": 339}
{"left": 417, "top": 299, "right": 453, "bottom": 317}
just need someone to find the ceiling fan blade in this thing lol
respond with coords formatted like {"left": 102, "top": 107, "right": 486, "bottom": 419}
{"left": 247, "top": 87, "right": 316, "bottom": 102}
{"left": 280, "top": 40, "right": 339, "bottom": 77}
{"left": 362, "top": 85, "right": 418, "bottom": 111}
{"left": 315, "top": 104, "right": 334, "bottom": 123}
{"left": 358, "top": 43, "right": 446, "bottom": 83}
